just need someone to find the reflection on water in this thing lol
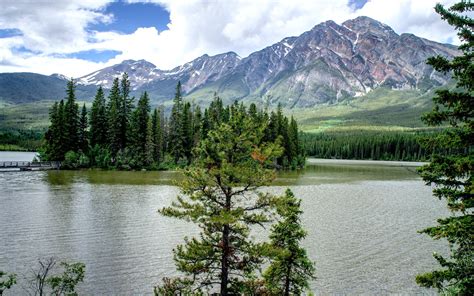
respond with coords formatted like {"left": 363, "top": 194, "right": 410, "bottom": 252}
{"left": 0, "top": 159, "right": 446, "bottom": 295}
{"left": 43, "top": 170, "right": 183, "bottom": 186}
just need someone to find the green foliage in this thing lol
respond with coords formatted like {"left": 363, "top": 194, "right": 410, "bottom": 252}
{"left": 64, "top": 79, "right": 80, "bottom": 153}
{"left": 88, "top": 144, "right": 112, "bottom": 169}
{"left": 154, "top": 277, "right": 201, "bottom": 296}
{"left": 303, "top": 130, "right": 432, "bottom": 161}
{"left": 129, "top": 92, "right": 151, "bottom": 168}
{"left": 119, "top": 73, "right": 134, "bottom": 151}
{"left": 264, "top": 189, "right": 315, "bottom": 296}
{"left": 41, "top": 80, "right": 304, "bottom": 171}
{"left": 62, "top": 151, "right": 89, "bottom": 169}
{"left": 0, "top": 271, "right": 16, "bottom": 295}
{"left": 416, "top": 1, "right": 474, "bottom": 294}
{"left": 89, "top": 86, "right": 108, "bottom": 147}
{"left": 0, "top": 130, "right": 42, "bottom": 151}
{"left": 24, "top": 258, "right": 85, "bottom": 296}
{"left": 169, "top": 81, "right": 187, "bottom": 163}
{"left": 150, "top": 107, "right": 163, "bottom": 164}
{"left": 78, "top": 104, "right": 88, "bottom": 153}
{"left": 107, "top": 78, "right": 122, "bottom": 156}
{"left": 158, "top": 107, "right": 283, "bottom": 294}
{"left": 47, "top": 262, "right": 85, "bottom": 296}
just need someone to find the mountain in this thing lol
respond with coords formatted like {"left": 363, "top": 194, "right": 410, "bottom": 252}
{"left": 0, "top": 16, "right": 458, "bottom": 107}
{"left": 0, "top": 73, "right": 96, "bottom": 104}
{"left": 76, "top": 16, "right": 457, "bottom": 107}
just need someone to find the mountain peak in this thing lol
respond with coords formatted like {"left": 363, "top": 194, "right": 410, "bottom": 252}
{"left": 50, "top": 73, "right": 69, "bottom": 80}
{"left": 121, "top": 59, "right": 156, "bottom": 68}
{"left": 342, "top": 16, "right": 396, "bottom": 35}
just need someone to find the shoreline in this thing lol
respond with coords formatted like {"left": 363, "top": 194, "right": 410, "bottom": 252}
{"left": 306, "top": 158, "right": 427, "bottom": 167}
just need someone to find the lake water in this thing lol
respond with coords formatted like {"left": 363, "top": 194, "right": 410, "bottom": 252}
{"left": 0, "top": 152, "right": 448, "bottom": 295}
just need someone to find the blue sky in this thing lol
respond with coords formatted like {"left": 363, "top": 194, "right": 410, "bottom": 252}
{"left": 0, "top": 0, "right": 459, "bottom": 77}
{"left": 90, "top": 2, "right": 170, "bottom": 34}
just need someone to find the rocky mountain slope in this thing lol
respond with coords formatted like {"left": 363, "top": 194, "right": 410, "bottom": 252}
{"left": 0, "top": 16, "right": 457, "bottom": 107}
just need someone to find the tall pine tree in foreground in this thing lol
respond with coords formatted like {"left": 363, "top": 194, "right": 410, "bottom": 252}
{"left": 157, "top": 108, "right": 283, "bottom": 295}
{"left": 416, "top": 1, "right": 473, "bottom": 294}
{"left": 264, "top": 189, "right": 315, "bottom": 295}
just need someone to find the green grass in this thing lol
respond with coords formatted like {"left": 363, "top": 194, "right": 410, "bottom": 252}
{"left": 288, "top": 86, "right": 443, "bottom": 133}
{"left": 0, "top": 100, "right": 91, "bottom": 131}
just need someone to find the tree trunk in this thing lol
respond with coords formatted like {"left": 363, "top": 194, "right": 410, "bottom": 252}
{"left": 284, "top": 264, "right": 291, "bottom": 296}
{"left": 221, "top": 224, "right": 230, "bottom": 296}
{"left": 220, "top": 189, "right": 232, "bottom": 296}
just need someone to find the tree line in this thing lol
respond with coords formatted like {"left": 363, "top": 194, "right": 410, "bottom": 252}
{"left": 41, "top": 75, "right": 304, "bottom": 170}
{"left": 302, "top": 130, "right": 433, "bottom": 161}
{"left": 0, "top": 130, "right": 43, "bottom": 151}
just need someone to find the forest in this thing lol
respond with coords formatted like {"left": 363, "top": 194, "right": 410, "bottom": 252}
{"left": 0, "top": 130, "right": 42, "bottom": 151}
{"left": 302, "top": 130, "right": 434, "bottom": 161}
{"left": 41, "top": 74, "right": 305, "bottom": 170}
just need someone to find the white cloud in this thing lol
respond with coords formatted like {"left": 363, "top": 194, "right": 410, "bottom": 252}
{"left": 0, "top": 0, "right": 461, "bottom": 77}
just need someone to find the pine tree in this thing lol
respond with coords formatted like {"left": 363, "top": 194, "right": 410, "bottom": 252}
{"left": 182, "top": 101, "right": 193, "bottom": 163}
{"left": 192, "top": 104, "right": 202, "bottom": 147}
{"left": 119, "top": 73, "right": 134, "bottom": 150}
{"left": 89, "top": 86, "right": 108, "bottom": 147}
{"left": 158, "top": 111, "right": 283, "bottom": 295}
{"left": 78, "top": 104, "right": 88, "bottom": 153}
{"left": 151, "top": 108, "right": 163, "bottom": 164}
{"left": 288, "top": 116, "right": 300, "bottom": 167}
{"left": 44, "top": 101, "right": 63, "bottom": 160}
{"left": 415, "top": 1, "right": 474, "bottom": 294}
{"left": 107, "top": 78, "right": 121, "bottom": 156}
{"left": 264, "top": 189, "right": 315, "bottom": 295}
{"left": 169, "top": 81, "right": 185, "bottom": 163}
{"left": 63, "top": 79, "right": 80, "bottom": 153}
{"left": 129, "top": 92, "right": 151, "bottom": 166}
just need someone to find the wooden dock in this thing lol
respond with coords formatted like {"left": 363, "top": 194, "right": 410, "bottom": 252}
{"left": 0, "top": 161, "right": 61, "bottom": 171}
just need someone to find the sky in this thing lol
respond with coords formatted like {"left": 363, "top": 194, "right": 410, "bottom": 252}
{"left": 0, "top": 0, "right": 462, "bottom": 77}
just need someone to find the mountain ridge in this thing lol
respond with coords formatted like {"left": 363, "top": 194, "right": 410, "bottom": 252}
{"left": 0, "top": 16, "right": 458, "bottom": 107}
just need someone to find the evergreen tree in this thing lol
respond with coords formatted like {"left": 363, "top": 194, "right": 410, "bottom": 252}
{"left": 264, "top": 189, "right": 315, "bottom": 295}
{"left": 415, "top": 1, "right": 474, "bottom": 294}
{"left": 182, "top": 101, "right": 193, "bottom": 163}
{"left": 107, "top": 78, "right": 122, "bottom": 156}
{"left": 89, "top": 86, "right": 108, "bottom": 147}
{"left": 129, "top": 92, "right": 151, "bottom": 166}
{"left": 192, "top": 105, "right": 202, "bottom": 147}
{"left": 288, "top": 116, "right": 300, "bottom": 167}
{"left": 208, "top": 93, "right": 224, "bottom": 129}
{"left": 169, "top": 81, "right": 185, "bottom": 163}
{"left": 44, "top": 102, "right": 60, "bottom": 160}
{"left": 119, "top": 73, "right": 134, "bottom": 150}
{"left": 63, "top": 79, "right": 80, "bottom": 153}
{"left": 78, "top": 104, "right": 88, "bottom": 153}
{"left": 151, "top": 108, "right": 163, "bottom": 164}
{"left": 158, "top": 111, "right": 283, "bottom": 295}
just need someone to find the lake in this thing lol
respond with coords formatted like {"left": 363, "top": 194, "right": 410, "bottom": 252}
{"left": 0, "top": 152, "right": 447, "bottom": 295}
